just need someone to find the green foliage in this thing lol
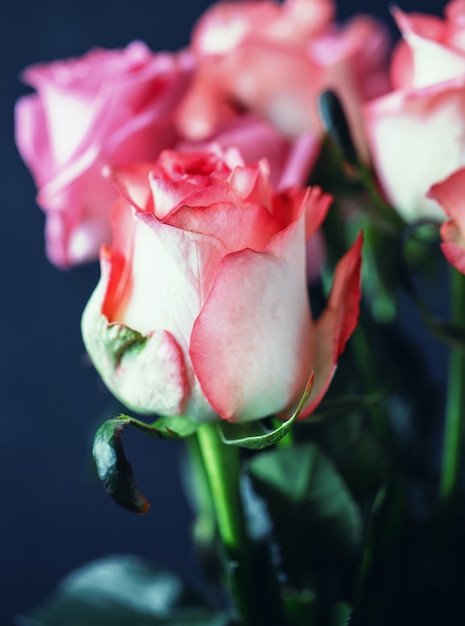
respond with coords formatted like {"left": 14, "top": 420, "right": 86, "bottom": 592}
{"left": 318, "top": 90, "right": 358, "bottom": 168}
{"left": 16, "top": 555, "right": 230, "bottom": 626}
{"left": 248, "top": 443, "right": 363, "bottom": 586}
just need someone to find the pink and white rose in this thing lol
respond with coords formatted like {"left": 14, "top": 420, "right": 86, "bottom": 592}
{"left": 15, "top": 42, "right": 193, "bottom": 267}
{"left": 365, "top": 1, "right": 465, "bottom": 222}
{"left": 176, "top": 0, "right": 390, "bottom": 160}
{"left": 82, "top": 146, "right": 362, "bottom": 423}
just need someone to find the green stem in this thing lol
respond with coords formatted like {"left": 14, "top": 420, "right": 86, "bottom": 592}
{"left": 440, "top": 267, "right": 465, "bottom": 505}
{"left": 357, "top": 164, "right": 405, "bottom": 234}
{"left": 196, "top": 422, "right": 257, "bottom": 625}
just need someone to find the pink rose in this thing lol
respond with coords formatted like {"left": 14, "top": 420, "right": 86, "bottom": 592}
{"left": 81, "top": 146, "right": 362, "bottom": 423}
{"left": 428, "top": 168, "right": 465, "bottom": 273}
{"left": 175, "top": 0, "right": 390, "bottom": 160}
{"left": 15, "top": 42, "right": 193, "bottom": 267}
{"left": 364, "top": 1, "right": 465, "bottom": 222}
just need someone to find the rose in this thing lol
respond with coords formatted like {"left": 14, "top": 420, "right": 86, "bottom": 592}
{"left": 428, "top": 168, "right": 465, "bottom": 273}
{"left": 364, "top": 1, "right": 465, "bottom": 222}
{"left": 175, "top": 0, "right": 390, "bottom": 161}
{"left": 81, "top": 146, "right": 362, "bottom": 423}
{"left": 15, "top": 42, "right": 193, "bottom": 267}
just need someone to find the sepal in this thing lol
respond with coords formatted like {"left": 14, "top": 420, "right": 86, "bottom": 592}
{"left": 218, "top": 373, "right": 314, "bottom": 449}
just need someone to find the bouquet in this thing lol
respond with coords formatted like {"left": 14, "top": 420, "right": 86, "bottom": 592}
{"left": 13, "top": 1, "right": 465, "bottom": 624}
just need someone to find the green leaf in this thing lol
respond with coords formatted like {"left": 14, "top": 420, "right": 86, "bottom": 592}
{"left": 218, "top": 373, "right": 314, "bottom": 449}
{"left": 16, "top": 555, "right": 230, "bottom": 626}
{"left": 248, "top": 443, "right": 362, "bottom": 583}
{"left": 93, "top": 418, "right": 150, "bottom": 514}
{"left": 92, "top": 414, "right": 198, "bottom": 513}
{"left": 127, "top": 414, "right": 199, "bottom": 439}
{"left": 318, "top": 90, "right": 358, "bottom": 167}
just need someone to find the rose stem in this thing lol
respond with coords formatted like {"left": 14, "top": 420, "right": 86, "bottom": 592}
{"left": 440, "top": 266, "right": 465, "bottom": 506}
{"left": 196, "top": 422, "right": 260, "bottom": 625}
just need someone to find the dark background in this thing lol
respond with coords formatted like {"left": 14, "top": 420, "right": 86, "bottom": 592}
{"left": 0, "top": 1, "right": 447, "bottom": 624}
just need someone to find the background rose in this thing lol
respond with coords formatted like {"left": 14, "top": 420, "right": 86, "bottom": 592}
{"left": 82, "top": 146, "right": 362, "bottom": 423}
{"left": 175, "top": 0, "right": 390, "bottom": 161}
{"left": 364, "top": 0, "right": 465, "bottom": 222}
{"left": 178, "top": 114, "right": 321, "bottom": 191}
{"left": 15, "top": 42, "right": 193, "bottom": 267}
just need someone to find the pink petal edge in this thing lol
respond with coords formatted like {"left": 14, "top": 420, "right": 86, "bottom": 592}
{"left": 300, "top": 231, "right": 364, "bottom": 418}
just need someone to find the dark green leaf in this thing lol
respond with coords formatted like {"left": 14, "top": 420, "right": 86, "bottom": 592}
{"left": 93, "top": 418, "right": 150, "bottom": 514}
{"left": 318, "top": 90, "right": 358, "bottom": 167}
{"left": 92, "top": 413, "right": 198, "bottom": 513}
{"left": 248, "top": 443, "right": 362, "bottom": 582}
{"left": 16, "top": 555, "right": 229, "bottom": 626}
{"left": 218, "top": 373, "right": 314, "bottom": 449}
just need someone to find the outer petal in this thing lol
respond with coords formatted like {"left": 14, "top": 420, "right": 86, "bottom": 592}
{"left": 166, "top": 201, "right": 282, "bottom": 252}
{"left": 364, "top": 77, "right": 465, "bottom": 222}
{"left": 393, "top": 7, "right": 465, "bottom": 88}
{"left": 33, "top": 145, "right": 116, "bottom": 267}
{"left": 190, "top": 194, "right": 313, "bottom": 422}
{"left": 440, "top": 239, "right": 465, "bottom": 273}
{"left": 300, "top": 232, "right": 363, "bottom": 418}
{"left": 15, "top": 95, "right": 55, "bottom": 187}
{"left": 427, "top": 167, "right": 465, "bottom": 236}
{"left": 81, "top": 255, "right": 189, "bottom": 416}
{"left": 428, "top": 167, "right": 465, "bottom": 272}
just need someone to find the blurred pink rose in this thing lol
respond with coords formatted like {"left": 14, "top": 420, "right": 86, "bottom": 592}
{"left": 365, "top": 1, "right": 465, "bottom": 222}
{"left": 15, "top": 42, "right": 193, "bottom": 267}
{"left": 178, "top": 114, "right": 321, "bottom": 191}
{"left": 82, "top": 146, "right": 362, "bottom": 423}
{"left": 176, "top": 0, "right": 390, "bottom": 160}
{"left": 428, "top": 168, "right": 465, "bottom": 273}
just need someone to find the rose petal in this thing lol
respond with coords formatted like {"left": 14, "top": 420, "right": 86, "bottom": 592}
{"left": 190, "top": 197, "right": 312, "bottom": 422}
{"left": 427, "top": 167, "right": 465, "bottom": 272}
{"left": 364, "top": 77, "right": 465, "bottom": 221}
{"left": 428, "top": 166, "right": 465, "bottom": 236}
{"left": 300, "top": 231, "right": 363, "bottom": 418}
{"left": 82, "top": 256, "right": 189, "bottom": 416}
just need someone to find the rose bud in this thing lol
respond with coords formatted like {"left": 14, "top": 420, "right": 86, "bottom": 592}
{"left": 82, "top": 146, "right": 362, "bottom": 423}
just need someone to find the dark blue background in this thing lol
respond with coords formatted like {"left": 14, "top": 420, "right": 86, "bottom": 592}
{"left": 0, "top": 1, "right": 447, "bottom": 624}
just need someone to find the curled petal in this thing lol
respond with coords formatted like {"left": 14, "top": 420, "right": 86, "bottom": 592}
{"left": 428, "top": 167, "right": 465, "bottom": 273}
{"left": 300, "top": 232, "right": 363, "bottom": 418}
{"left": 82, "top": 261, "right": 189, "bottom": 416}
